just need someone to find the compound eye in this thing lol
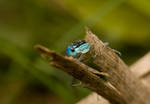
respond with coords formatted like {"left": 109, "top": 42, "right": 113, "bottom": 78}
{"left": 71, "top": 48, "right": 75, "bottom": 52}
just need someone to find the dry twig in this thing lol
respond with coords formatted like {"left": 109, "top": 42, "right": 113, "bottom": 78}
{"left": 35, "top": 29, "right": 150, "bottom": 104}
{"left": 83, "top": 28, "right": 150, "bottom": 104}
{"left": 78, "top": 52, "right": 150, "bottom": 104}
{"left": 35, "top": 45, "right": 126, "bottom": 104}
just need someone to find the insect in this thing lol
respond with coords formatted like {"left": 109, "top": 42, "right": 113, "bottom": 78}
{"left": 66, "top": 40, "right": 108, "bottom": 86}
{"left": 66, "top": 40, "right": 90, "bottom": 57}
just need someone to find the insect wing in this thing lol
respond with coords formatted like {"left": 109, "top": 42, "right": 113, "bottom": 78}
{"left": 75, "top": 43, "right": 90, "bottom": 53}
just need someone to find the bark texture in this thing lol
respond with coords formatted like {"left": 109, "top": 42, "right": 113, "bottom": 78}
{"left": 78, "top": 52, "right": 150, "bottom": 104}
{"left": 35, "top": 29, "right": 150, "bottom": 104}
{"left": 84, "top": 28, "right": 150, "bottom": 104}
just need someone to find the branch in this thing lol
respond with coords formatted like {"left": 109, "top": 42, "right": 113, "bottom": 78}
{"left": 78, "top": 52, "right": 150, "bottom": 104}
{"left": 130, "top": 52, "right": 150, "bottom": 79}
{"left": 83, "top": 28, "right": 150, "bottom": 104}
{"left": 35, "top": 29, "right": 150, "bottom": 104}
{"left": 35, "top": 45, "right": 126, "bottom": 104}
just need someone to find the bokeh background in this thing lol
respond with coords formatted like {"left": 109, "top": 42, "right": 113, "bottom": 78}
{"left": 1, "top": 0, "right": 150, "bottom": 104}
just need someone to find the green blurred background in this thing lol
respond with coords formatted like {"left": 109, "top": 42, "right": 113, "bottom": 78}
{"left": 0, "top": 0, "right": 150, "bottom": 104}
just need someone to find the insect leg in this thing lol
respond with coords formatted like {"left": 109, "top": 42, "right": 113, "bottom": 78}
{"left": 112, "top": 49, "right": 121, "bottom": 56}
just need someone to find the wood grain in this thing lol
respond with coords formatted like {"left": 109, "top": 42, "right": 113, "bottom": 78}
{"left": 35, "top": 29, "right": 150, "bottom": 104}
{"left": 83, "top": 28, "right": 150, "bottom": 104}
{"left": 78, "top": 52, "right": 150, "bottom": 104}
